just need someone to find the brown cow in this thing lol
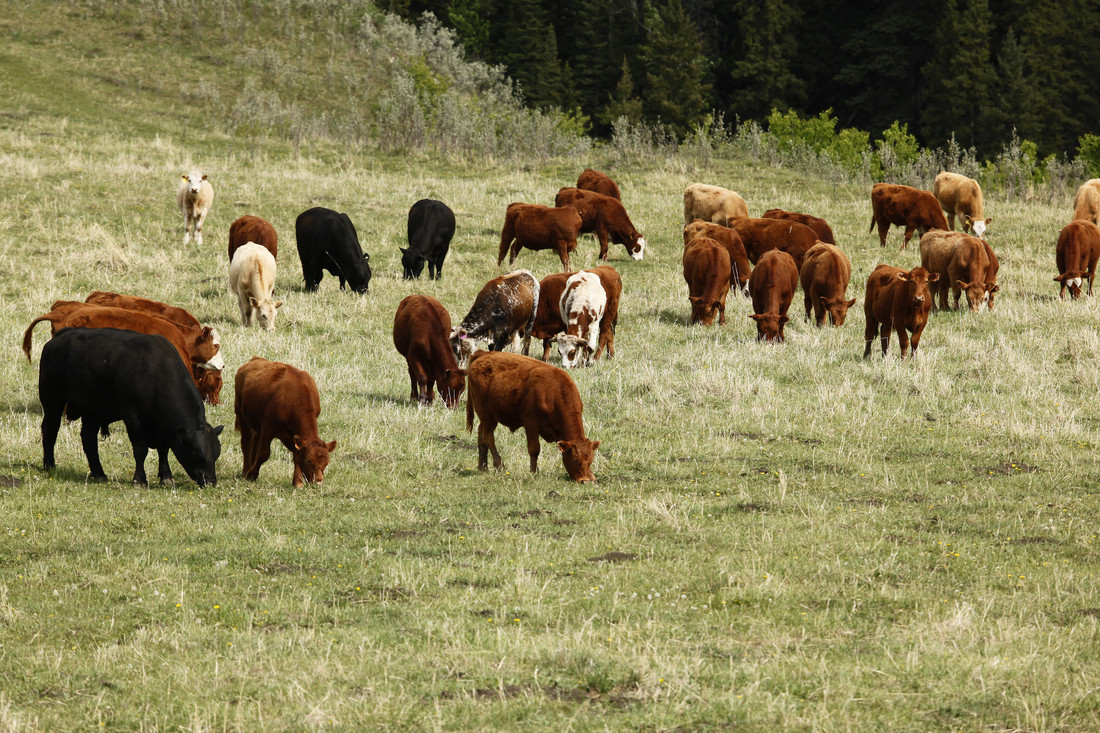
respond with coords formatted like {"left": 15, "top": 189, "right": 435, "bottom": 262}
{"left": 748, "top": 249, "right": 799, "bottom": 342}
{"left": 1055, "top": 220, "right": 1100, "bottom": 299}
{"left": 682, "top": 220, "right": 751, "bottom": 295}
{"left": 498, "top": 203, "right": 583, "bottom": 271}
{"left": 919, "top": 230, "right": 994, "bottom": 311}
{"left": 863, "top": 265, "right": 939, "bottom": 358}
{"left": 585, "top": 265, "right": 622, "bottom": 360}
{"left": 576, "top": 168, "right": 621, "bottom": 200}
{"left": 465, "top": 350, "right": 599, "bottom": 482}
{"left": 393, "top": 295, "right": 467, "bottom": 408}
{"left": 799, "top": 243, "right": 855, "bottom": 326}
{"left": 453, "top": 270, "right": 539, "bottom": 358}
{"left": 932, "top": 172, "right": 990, "bottom": 236}
{"left": 725, "top": 216, "right": 819, "bottom": 270}
{"left": 529, "top": 271, "right": 574, "bottom": 362}
{"left": 683, "top": 237, "right": 731, "bottom": 326}
{"left": 683, "top": 183, "right": 748, "bottom": 226}
{"left": 1072, "top": 179, "right": 1100, "bottom": 226}
{"left": 869, "top": 183, "right": 949, "bottom": 249}
{"left": 234, "top": 357, "right": 336, "bottom": 487}
{"left": 554, "top": 187, "right": 645, "bottom": 261}
{"left": 982, "top": 239, "right": 1001, "bottom": 311}
{"left": 761, "top": 209, "right": 836, "bottom": 244}
{"left": 228, "top": 215, "right": 278, "bottom": 261}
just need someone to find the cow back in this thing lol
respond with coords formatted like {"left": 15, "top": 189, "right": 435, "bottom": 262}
{"left": 229, "top": 215, "right": 278, "bottom": 261}
{"left": 576, "top": 169, "right": 621, "bottom": 200}
{"left": 761, "top": 209, "right": 836, "bottom": 244}
{"left": 85, "top": 291, "right": 201, "bottom": 331}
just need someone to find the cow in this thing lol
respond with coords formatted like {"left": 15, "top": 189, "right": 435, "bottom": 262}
{"left": 177, "top": 170, "right": 214, "bottom": 245}
{"left": 229, "top": 242, "right": 282, "bottom": 330}
{"left": 748, "top": 249, "right": 799, "bottom": 342}
{"left": 576, "top": 168, "right": 621, "bottom": 200}
{"left": 498, "top": 203, "right": 583, "bottom": 271}
{"left": 932, "top": 171, "right": 990, "bottom": 236}
{"left": 402, "top": 198, "right": 455, "bottom": 280}
{"left": 295, "top": 207, "right": 372, "bottom": 293}
{"left": 761, "top": 209, "right": 837, "bottom": 244}
{"left": 863, "top": 264, "right": 939, "bottom": 358}
{"left": 1054, "top": 220, "right": 1100, "bottom": 299}
{"left": 682, "top": 237, "right": 731, "bottom": 326}
{"left": 725, "top": 216, "right": 819, "bottom": 270}
{"left": 192, "top": 364, "right": 224, "bottom": 406}
{"left": 529, "top": 271, "right": 573, "bottom": 362}
{"left": 683, "top": 183, "right": 748, "bottom": 226}
{"left": 392, "top": 295, "right": 467, "bottom": 407}
{"left": 39, "top": 328, "right": 222, "bottom": 486}
{"left": 554, "top": 187, "right": 645, "bottom": 261}
{"left": 234, "top": 357, "right": 335, "bottom": 487}
{"left": 465, "top": 350, "right": 599, "bottom": 482}
{"left": 452, "top": 270, "right": 539, "bottom": 359}
{"left": 799, "top": 243, "right": 855, "bottom": 326}
{"left": 919, "top": 230, "right": 994, "bottom": 311}
{"left": 869, "top": 183, "right": 949, "bottom": 249}
{"left": 1072, "top": 179, "right": 1100, "bottom": 226}
{"left": 585, "top": 265, "right": 622, "bottom": 361}
{"left": 554, "top": 271, "right": 607, "bottom": 369}
{"left": 228, "top": 215, "right": 278, "bottom": 261}
{"left": 683, "top": 220, "right": 751, "bottom": 295}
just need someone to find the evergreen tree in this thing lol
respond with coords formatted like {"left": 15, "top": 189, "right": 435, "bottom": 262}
{"left": 727, "top": 0, "right": 805, "bottom": 121}
{"left": 600, "top": 56, "right": 645, "bottom": 126}
{"left": 448, "top": 0, "right": 491, "bottom": 59}
{"left": 555, "top": 0, "right": 615, "bottom": 132}
{"left": 488, "top": 0, "right": 565, "bottom": 108}
{"left": 991, "top": 27, "right": 1039, "bottom": 145}
{"left": 641, "top": 0, "right": 710, "bottom": 137}
{"left": 919, "top": 0, "right": 961, "bottom": 147}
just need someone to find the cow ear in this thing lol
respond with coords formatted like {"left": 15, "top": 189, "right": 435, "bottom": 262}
{"left": 557, "top": 440, "right": 571, "bottom": 453}
{"left": 249, "top": 296, "right": 260, "bottom": 308}
{"left": 293, "top": 435, "right": 303, "bottom": 450}
{"left": 688, "top": 296, "right": 701, "bottom": 304}
{"left": 213, "top": 425, "right": 224, "bottom": 436}
{"left": 928, "top": 272, "right": 940, "bottom": 283}
{"left": 202, "top": 326, "right": 213, "bottom": 338}
{"left": 956, "top": 279, "right": 969, "bottom": 290}
{"left": 275, "top": 301, "right": 284, "bottom": 309}
{"left": 180, "top": 174, "right": 187, "bottom": 181}
{"left": 985, "top": 218, "right": 993, "bottom": 226}
{"left": 748, "top": 314, "right": 763, "bottom": 321}
{"left": 399, "top": 247, "right": 407, "bottom": 254}
{"left": 779, "top": 315, "right": 789, "bottom": 324}
{"left": 201, "top": 174, "right": 208, "bottom": 181}
{"left": 1054, "top": 275, "right": 1064, "bottom": 282}
{"left": 591, "top": 440, "right": 600, "bottom": 451}
{"left": 818, "top": 296, "right": 832, "bottom": 306}
{"left": 895, "top": 273, "right": 908, "bottom": 282}
{"left": 989, "top": 285, "right": 999, "bottom": 293}
{"left": 326, "top": 440, "right": 337, "bottom": 452}
{"left": 846, "top": 298, "right": 856, "bottom": 307}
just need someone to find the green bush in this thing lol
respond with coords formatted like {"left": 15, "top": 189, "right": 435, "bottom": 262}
{"left": 766, "top": 108, "right": 868, "bottom": 174}
{"left": 1077, "top": 133, "right": 1100, "bottom": 177}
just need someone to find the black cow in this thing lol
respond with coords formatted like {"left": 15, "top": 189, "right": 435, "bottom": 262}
{"left": 295, "top": 207, "right": 372, "bottom": 293}
{"left": 39, "top": 328, "right": 223, "bottom": 486}
{"left": 402, "top": 199, "right": 455, "bottom": 280}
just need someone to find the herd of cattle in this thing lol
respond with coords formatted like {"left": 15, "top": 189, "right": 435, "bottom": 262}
{"left": 24, "top": 167, "right": 1100, "bottom": 486}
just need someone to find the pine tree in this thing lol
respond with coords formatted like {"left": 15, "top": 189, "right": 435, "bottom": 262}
{"left": 488, "top": 0, "right": 565, "bottom": 108}
{"left": 991, "top": 27, "right": 1039, "bottom": 145}
{"left": 448, "top": 0, "right": 491, "bottom": 59}
{"left": 641, "top": 0, "right": 711, "bottom": 137}
{"left": 600, "top": 56, "right": 645, "bottom": 126}
{"left": 919, "top": 0, "right": 961, "bottom": 147}
{"left": 727, "top": 0, "right": 804, "bottom": 121}
{"left": 924, "top": 0, "right": 995, "bottom": 153}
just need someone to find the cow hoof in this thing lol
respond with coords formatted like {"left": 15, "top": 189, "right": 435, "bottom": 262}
{"left": 89, "top": 474, "right": 108, "bottom": 484}
{"left": 159, "top": 478, "right": 175, "bottom": 486}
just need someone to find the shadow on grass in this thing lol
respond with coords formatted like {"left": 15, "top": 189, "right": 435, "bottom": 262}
{"left": 655, "top": 308, "right": 690, "bottom": 325}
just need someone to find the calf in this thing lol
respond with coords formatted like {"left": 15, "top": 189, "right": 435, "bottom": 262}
{"left": 683, "top": 183, "right": 748, "bottom": 226}
{"left": 869, "top": 183, "right": 949, "bottom": 249}
{"left": 234, "top": 357, "right": 335, "bottom": 487}
{"left": 39, "top": 328, "right": 222, "bottom": 486}
{"left": 177, "top": 170, "right": 214, "bottom": 245}
{"left": 498, "top": 203, "right": 583, "bottom": 271}
{"left": 1072, "top": 179, "right": 1100, "bottom": 226}
{"left": 554, "top": 272, "right": 607, "bottom": 368}
{"left": 1054, "top": 220, "right": 1100, "bottom": 299}
{"left": 529, "top": 271, "right": 573, "bottom": 362}
{"left": 726, "top": 216, "right": 818, "bottom": 270}
{"left": 683, "top": 220, "right": 751, "bottom": 295}
{"left": 749, "top": 249, "right": 799, "bottom": 342}
{"left": 452, "top": 270, "right": 539, "bottom": 357}
{"left": 683, "top": 237, "right": 731, "bottom": 326}
{"left": 932, "top": 171, "right": 990, "bottom": 236}
{"left": 863, "top": 264, "right": 939, "bottom": 358}
{"left": 465, "top": 350, "right": 599, "bottom": 482}
{"left": 393, "top": 295, "right": 467, "bottom": 407}
{"left": 402, "top": 198, "right": 455, "bottom": 280}
{"left": 799, "top": 243, "right": 855, "bottom": 326}
{"left": 576, "top": 168, "right": 621, "bottom": 199}
{"left": 554, "top": 187, "right": 645, "bottom": 261}
{"left": 761, "top": 209, "right": 836, "bottom": 244}
{"left": 229, "top": 242, "right": 282, "bottom": 330}
{"left": 295, "top": 207, "right": 372, "bottom": 293}
{"left": 228, "top": 215, "right": 278, "bottom": 261}
{"left": 919, "top": 230, "right": 992, "bottom": 311}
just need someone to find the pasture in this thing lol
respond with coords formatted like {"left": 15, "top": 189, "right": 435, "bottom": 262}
{"left": 3, "top": 120, "right": 1100, "bottom": 731}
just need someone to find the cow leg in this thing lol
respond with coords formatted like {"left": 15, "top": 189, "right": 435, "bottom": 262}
{"left": 524, "top": 424, "right": 541, "bottom": 473}
{"left": 156, "top": 447, "right": 173, "bottom": 484}
{"left": 238, "top": 297, "right": 251, "bottom": 327}
{"left": 508, "top": 241, "right": 522, "bottom": 265}
{"left": 477, "top": 421, "right": 502, "bottom": 471}
{"left": 559, "top": 250, "right": 572, "bottom": 272}
{"left": 1090, "top": 275, "right": 1095, "bottom": 297}
{"left": 41, "top": 403, "right": 64, "bottom": 471}
{"left": 896, "top": 326, "right": 911, "bottom": 358}
{"left": 408, "top": 362, "right": 430, "bottom": 403}
{"left": 879, "top": 323, "right": 891, "bottom": 357}
{"left": 803, "top": 290, "right": 813, "bottom": 321}
{"left": 425, "top": 376, "right": 436, "bottom": 405}
{"left": 193, "top": 211, "right": 207, "bottom": 246}
{"left": 239, "top": 424, "right": 255, "bottom": 478}
{"left": 901, "top": 226, "right": 915, "bottom": 250}
{"left": 245, "top": 438, "right": 271, "bottom": 480}
{"left": 717, "top": 301, "right": 727, "bottom": 326}
{"left": 947, "top": 212, "right": 956, "bottom": 231}
{"left": 876, "top": 219, "right": 889, "bottom": 248}
{"left": 80, "top": 420, "right": 108, "bottom": 482}
{"left": 128, "top": 435, "right": 150, "bottom": 486}
{"left": 909, "top": 326, "right": 924, "bottom": 358}
{"left": 863, "top": 318, "right": 876, "bottom": 358}
{"left": 182, "top": 212, "right": 192, "bottom": 244}
{"left": 597, "top": 229, "right": 610, "bottom": 261}
{"left": 541, "top": 338, "right": 551, "bottom": 362}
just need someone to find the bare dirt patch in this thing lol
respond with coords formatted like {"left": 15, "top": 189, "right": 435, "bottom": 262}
{"left": 0, "top": 475, "right": 23, "bottom": 488}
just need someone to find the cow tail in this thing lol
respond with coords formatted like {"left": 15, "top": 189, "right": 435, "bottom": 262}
{"left": 22, "top": 314, "right": 55, "bottom": 362}
{"left": 498, "top": 209, "right": 515, "bottom": 265}
{"left": 465, "top": 390, "right": 474, "bottom": 433}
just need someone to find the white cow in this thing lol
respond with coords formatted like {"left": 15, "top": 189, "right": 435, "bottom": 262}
{"left": 229, "top": 242, "right": 282, "bottom": 330}
{"left": 177, "top": 170, "right": 214, "bottom": 245}
{"left": 554, "top": 271, "right": 607, "bottom": 368}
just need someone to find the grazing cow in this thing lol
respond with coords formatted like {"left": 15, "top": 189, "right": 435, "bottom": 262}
{"left": 228, "top": 215, "right": 278, "bottom": 261}
{"left": 295, "top": 207, "right": 372, "bottom": 293}
{"left": 683, "top": 237, "right": 731, "bottom": 326}
{"left": 452, "top": 270, "right": 539, "bottom": 358}
{"left": 465, "top": 350, "right": 599, "bottom": 482}
{"left": 1054, "top": 220, "right": 1100, "bottom": 299}
{"left": 683, "top": 183, "right": 748, "bottom": 226}
{"left": 761, "top": 209, "right": 837, "bottom": 244}
{"left": 869, "top": 183, "right": 949, "bottom": 249}
{"left": 192, "top": 364, "right": 224, "bottom": 406}
{"left": 576, "top": 168, "right": 621, "bottom": 200}
{"left": 234, "top": 357, "right": 335, "bottom": 487}
{"left": 229, "top": 242, "right": 282, "bottom": 330}
{"left": 554, "top": 187, "right": 645, "bottom": 261}
{"left": 585, "top": 265, "right": 622, "bottom": 360}
{"left": 393, "top": 295, "right": 467, "bottom": 407}
{"left": 748, "top": 249, "right": 799, "bottom": 342}
{"left": 402, "top": 198, "right": 455, "bottom": 280}
{"left": 498, "top": 203, "right": 583, "bottom": 271}
{"left": 177, "top": 170, "right": 214, "bottom": 245}
{"left": 554, "top": 272, "right": 607, "bottom": 368}
{"left": 863, "top": 264, "right": 939, "bottom": 358}
{"left": 39, "top": 328, "right": 222, "bottom": 486}
{"left": 1073, "top": 179, "right": 1100, "bottom": 226}
{"left": 725, "top": 216, "right": 819, "bottom": 270}
{"left": 932, "top": 171, "right": 990, "bottom": 236}
{"left": 683, "top": 220, "right": 751, "bottom": 294}
{"left": 919, "top": 231, "right": 994, "bottom": 311}
{"left": 529, "top": 271, "right": 573, "bottom": 362}
{"left": 799, "top": 243, "right": 855, "bottom": 326}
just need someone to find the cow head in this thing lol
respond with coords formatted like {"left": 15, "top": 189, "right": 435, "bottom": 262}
{"left": 554, "top": 334, "right": 593, "bottom": 369}
{"left": 558, "top": 438, "right": 600, "bottom": 483}
{"left": 249, "top": 297, "right": 283, "bottom": 330}
{"left": 955, "top": 279, "right": 990, "bottom": 311}
{"left": 899, "top": 267, "right": 938, "bottom": 307}
{"left": 174, "top": 424, "right": 223, "bottom": 487}
{"left": 292, "top": 435, "right": 336, "bottom": 486}
{"left": 193, "top": 326, "right": 224, "bottom": 371}
{"left": 625, "top": 234, "right": 646, "bottom": 260}
{"left": 449, "top": 328, "right": 477, "bottom": 369}
{"left": 749, "top": 313, "right": 789, "bottom": 343}
{"left": 821, "top": 296, "right": 857, "bottom": 326}
{"left": 192, "top": 364, "right": 223, "bottom": 405}
{"left": 181, "top": 171, "right": 207, "bottom": 196}
{"left": 400, "top": 247, "right": 426, "bottom": 280}
{"left": 440, "top": 368, "right": 467, "bottom": 409}
{"left": 688, "top": 296, "right": 722, "bottom": 326}
{"left": 1054, "top": 272, "right": 1085, "bottom": 299}
{"left": 965, "top": 215, "right": 992, "bottom": 238}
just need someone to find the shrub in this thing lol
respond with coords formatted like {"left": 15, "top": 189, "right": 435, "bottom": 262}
{"left": 1077, "top": 133, "right": 1100, "bottom": 178}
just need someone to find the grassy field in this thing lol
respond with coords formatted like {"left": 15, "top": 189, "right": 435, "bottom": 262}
{"left": 4, "top": 4, "right": 1100, "bottom": 732}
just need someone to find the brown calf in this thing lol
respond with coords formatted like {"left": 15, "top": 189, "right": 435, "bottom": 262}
{"left": 761, "top": 209, "right": 836, "bottom": 244}
{"left": 869, "top": 183, "right": 949, "bottom": 249}
{"left": 863, "top": 265, "right": 939, "bottom": 358}
{"left": 554, "top": 187, "right": 645, "bottom": 261}
{"left": 1055, "top": 220, "right": 1100, "bottom": 299}
{"left": 683, "top": 220, "right": 751, "bottom": 295}
{"left": 228, "top": 215, "right": 278, "bottom": 261}
{"left": 1072, "top": 179, "right": 1100, "bottom": 226}
{"left": 393, "top": 295, "right": 467, "bottom": 408}
{"left": 683, "top": 237, "right": 731, "bottom": 326}
{"left": 932, "top": 172, "right": 990, "bottom": 236}
{"left": 799, "top": 243, "right": 855, "bottom": 326}
{"left": 749, "top": 249, "right": 799, "bottom": 342}
{"left": 919, "top": 231, "right": 994, "bottom": 311}
{"left": 498, "top": 203, "right": 583, "bottom": 271}
{"left": 683, "top": 183, "right": 748, "bottom": 226}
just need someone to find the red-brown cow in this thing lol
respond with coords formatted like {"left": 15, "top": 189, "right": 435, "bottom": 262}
{"left": 682, "top": 220, "right": 751, "bottom": 295}
{"left": 919, "top": 230, "right": 994, "bottom": 311}
{"left": 498, "top": 203, "right": 583, "bottom": 271}
{"left": 748, "top": 249, "right": 799, "bottom": 342}
{"left": 863, "top": 265, "right": 939, "bottom": 358}
{"left": 393, "top": 295, "right": 467, "bottom": 408}
{"left": 761, "top": 209, "right": 836, "bottom": 244}
{"left": 1055, "top": 219, "right": 1100, "bottom": 299}
{"left": 529, "top": 271, "right": 574, "bottom": 362}
{"left": 869, "top": 183, "right": 949, "bottom": 249}
{"left": 683, "top": 237, "right": 731, "bottom": 326}
{"left": 576, "top": 168, "right": 621, "bottom": 200}
{"left": 982, "top": 239, "right": 1001, "bottom": 311}
{"left": 725, "top": 216, "right": 819, "bottom": 270}
{"left": 799, "top": 243, "right": 855, "bottom": 326}
{"left": 228, "top": 215, "right": 278, "bottom": 261}
{"left": 234, "top": 357, "right": 336, "bottom": 487}
{"left": 554, "top": 187, "right": 645, "bottom": 261}
{"left": 453, "top": 270, "right": 539, "bottom": 358}
{"left": 465, "top": 350, "right": 599, "bottom": 482}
